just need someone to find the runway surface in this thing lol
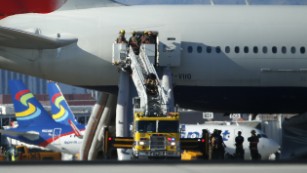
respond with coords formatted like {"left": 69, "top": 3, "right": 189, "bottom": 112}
{"left": 1, "top": 161, "right": 307, "bottom": 173}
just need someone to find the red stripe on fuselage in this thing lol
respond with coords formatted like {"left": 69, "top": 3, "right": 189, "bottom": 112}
{"left": 39, "top": 130, "right": 75, "bottom": 147}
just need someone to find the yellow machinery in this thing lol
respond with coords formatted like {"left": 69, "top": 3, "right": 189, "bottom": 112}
{"left": 109, "top": 38, "right": 209, "bottom": 160}
{"left": 132, "top": 112, "right": 181, "bottom": 159}
{"left": 181, "top": 150, "right": 203, "bottom": 161}
{"left": 16, "top": 145, "right": 61, "bottom": 161}
{"left": 104, "top": 112, "right": 209, "bottom": 160}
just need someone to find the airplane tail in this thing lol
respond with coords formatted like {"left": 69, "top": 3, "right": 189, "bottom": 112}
{"left": 68, "top": 120, "right": 82, "bottom": 138}
{"left": 9, "top": 80, "right": 55, "bottom": 127}
{"left": 47, "top": 81, "right": 79, "bottom": 126}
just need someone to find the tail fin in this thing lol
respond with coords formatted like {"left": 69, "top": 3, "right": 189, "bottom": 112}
{"left": 68, "top": 120, "right": 83, "bottom": 138}
{"left": 9, "top": 80, "right": 55, "bottom": 127}
{"left": 47, "top": 81, "right": 79, "bottom": 126}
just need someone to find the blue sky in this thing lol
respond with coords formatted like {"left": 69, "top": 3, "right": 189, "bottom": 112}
{"left": 116, "top": 0, "right": 307, "bottom": 5}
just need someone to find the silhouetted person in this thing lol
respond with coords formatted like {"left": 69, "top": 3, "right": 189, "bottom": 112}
{"left": 248, "top": 130, "right": 260, "bottom": 160}
{"left": 235, "top": 131, "right": 244, "bottom": 160}
{"left": 211, "top": 129, "right": 226, "bottom": 160}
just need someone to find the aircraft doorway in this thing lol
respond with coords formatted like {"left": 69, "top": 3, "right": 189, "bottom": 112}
{"left": 158, "top": 33, "right": 181, "bottom": 67}
{"left": 53, "top": 128, "right": 62, "bottom": 145}
{"left": 129, "top": 31, "right": 159, "bottom": 66}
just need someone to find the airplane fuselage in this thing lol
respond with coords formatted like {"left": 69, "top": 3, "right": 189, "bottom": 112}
{"left": 6, "top": 126, "right": 84, "bottom": 155}
{"left": 45, "top": 130, "right": 84, "bottom": 155}
{"left": 1, "top": 5, "right": 307, "bottom": 112}
{"left": 180, "top": 124, "right": 280, "bottom": 160}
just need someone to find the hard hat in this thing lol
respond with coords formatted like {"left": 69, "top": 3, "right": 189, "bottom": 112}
{"left": 119, "top": 29, "right": 125, "bottom": 34}
{"left": 144, "top": 31, "right": 148, "bottom": 34}
{"left": 251, "top": 130, "right": 256, "bottom": 134}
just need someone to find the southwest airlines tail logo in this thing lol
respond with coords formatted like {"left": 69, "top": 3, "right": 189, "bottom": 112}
{"left": 15, "top": 89, "right": 41, "bottom": 121}
{"left": 51, "top": 93, "right": 68, "bottom": 122}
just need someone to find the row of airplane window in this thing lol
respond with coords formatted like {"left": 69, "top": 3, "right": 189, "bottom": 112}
{"left": 187, "top": 45, "right": 306, "bottom": 54}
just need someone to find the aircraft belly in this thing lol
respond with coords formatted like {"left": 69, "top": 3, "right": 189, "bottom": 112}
{"left": 173, "top": 86, "right": 307, "bottom": 113}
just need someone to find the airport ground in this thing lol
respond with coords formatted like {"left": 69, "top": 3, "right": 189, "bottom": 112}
{"left": 1, "top": 161, "right": 307, "bottom": 173}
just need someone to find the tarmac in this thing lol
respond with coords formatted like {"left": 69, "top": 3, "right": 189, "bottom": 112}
{"left": 1, "top": 161, "right": 307, "bottom": 173}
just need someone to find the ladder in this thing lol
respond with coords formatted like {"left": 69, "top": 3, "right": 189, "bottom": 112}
{"left": 112, "top": 43, "right": 169, "bottom": 116}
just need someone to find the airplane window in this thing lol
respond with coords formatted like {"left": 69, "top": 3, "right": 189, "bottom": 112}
{"left": 291, "top": 47, "right": 296, "bottom": 54}
{"left": 262, "top": 46, "right": 268, "bottom": 54}
{"left": 244, "top": 46, "right": 249, "bottom": 53}
{"left": 282, "top": 46, "right": 287, "bottom": 54}
{"left": 253, "top": 46, "right": 258, "bottom": 54}
{"left": 300, "top": 47, "right": 306, "bottom": 54}
{"left": 206, "top": 46, "right": 212, "bottom": 53}
{"left": 235, "top": 46, "right": 240, "bottom": 53}
{"left": 197, "top": 46, "right": 202, "bottom": 53}
{"left": 216, "top": 46, "right": 221, "bottom": 53}
{"left": 272, "top": 46, "right": 277, "bottom": 54}
{"left": 225, "top": 46, "right": 230, "bottom": 53}
{"left": 187, "top": 46, "right": 193, "bottom": 53}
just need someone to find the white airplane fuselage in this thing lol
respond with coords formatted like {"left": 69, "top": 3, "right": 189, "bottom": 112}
{"left": 0, "top": 5, "right": 307, "bottom": 112}
{"left": 46, "top": 131, "right": 84, "bottom": 155}
{"left": 3, "top": 127, "right": 84, "bottom": 155}
{"left": 180, "top": 124, "right": 280, "bottom": 160}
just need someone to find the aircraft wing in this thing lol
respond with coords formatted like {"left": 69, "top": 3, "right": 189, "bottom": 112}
{"left": 0, "top": 129, "right": 40, "bottom": 141}
{"left": 0, "top": 26, "right": 78, "bottom": 49}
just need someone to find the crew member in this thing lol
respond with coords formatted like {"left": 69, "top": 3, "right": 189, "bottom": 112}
{"left": 147, "top": 31, "right": 155, "bottom": 44}
{"left": 211, "top": 129, "right": 226, "bottom": 160}
{"left": 248, "top": 130, "right": 260, "bottom": 160}
{"left": 128, "top": 31, "right": 140, "bottom": 55}
{"left": 144, "top": 73, "right": 158, "bottom": 96}
{"left": 141, "top": 31, "right": 155, "bottom": 44}
{"left": 116, "top": 29, "right": 127, "bottom": 43}
{"left": 217, "top": 130, "right": 226, "bottom": 160}
{"left": 141, "top": 31, "right": 149, "bottom": 44}
{"left": 209, "top": 129, "right": 217, "bottom": 160}
{"left": 235, "top": 131, "right": 244, "bottom": 160}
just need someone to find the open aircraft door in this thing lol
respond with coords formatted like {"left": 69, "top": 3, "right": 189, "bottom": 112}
{"left": 158, "top": 33, "right": 181, "bottom": 67}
